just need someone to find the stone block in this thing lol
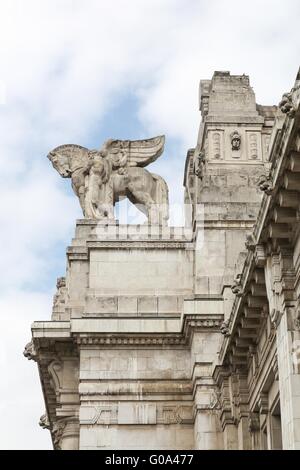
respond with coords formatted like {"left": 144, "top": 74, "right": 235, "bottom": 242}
{"left": 158, "top": 296, "right": 179, "bottom": 314}
{"left": 118, "top": 403, "right": 157, "bottom": 425}
{"left": 138, "top": 296, "right": 158, "bottom": 314}
{"left": 118, "top": 296, "right": 138, "bottom": 315}
{"left": 85, "top": 295, "right": 117, "bottom": 314}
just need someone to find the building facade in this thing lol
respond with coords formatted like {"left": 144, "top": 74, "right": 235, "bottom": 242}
{"left": 25, "top": 69, "right": 300, "bottom": 450}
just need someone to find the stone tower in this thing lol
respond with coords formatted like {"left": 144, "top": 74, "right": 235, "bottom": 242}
{"left": 26, "top": 69, "right": 300, "bottom": 450}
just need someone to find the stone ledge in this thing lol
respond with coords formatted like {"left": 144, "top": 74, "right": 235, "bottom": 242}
{"left": 31, "top": 321, "right": 71, "bottom": 338}
{"left": 31, "top": 312, "right": 224, "bottom": 348}
{"left": 183, "top": 299, "right": 224, "bottom": 315}
{"left": 71, "top": 318, "right": 181, "bottom": 334}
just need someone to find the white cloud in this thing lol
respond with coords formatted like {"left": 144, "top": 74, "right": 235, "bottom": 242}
{"left": 0, "top": 0, "right": 299, "bottom": 449}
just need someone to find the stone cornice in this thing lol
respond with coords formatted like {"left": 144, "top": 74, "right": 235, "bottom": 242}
{"left": 31, "top": 313, "right": 224, "bottom": 351}
{"left": 67, "top": 239, "right": 194, "bottom": 261}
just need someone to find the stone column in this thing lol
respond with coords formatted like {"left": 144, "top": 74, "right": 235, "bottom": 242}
{"left": 192, "top": 330, "right": 223, "bottom": 449}
{"left": 248, "top": 412, "right": 260, "bottom": 450}
{"left": 193, "top": 374, "right": 223, "bottom": 449}
{"left": 219, "top": 372, "right": 238, "bottom": 450}
{"left": 235, "top": 371, "right": 251, "bottom": 450}
{"left": 60, "top": 419, "right": 80, "bottom": 450}
{"left": 53, "top": 417, "right": 79, "bottom": 450}
{"left": 276, "top": 311, "right": 300, "bottom": 449}
{"left": 266, "top": 247, "right": 300, "bottom": 449}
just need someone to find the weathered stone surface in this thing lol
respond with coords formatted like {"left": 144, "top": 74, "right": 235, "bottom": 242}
{"left": 48, "top": 136, "right": 169, "bottom": 225}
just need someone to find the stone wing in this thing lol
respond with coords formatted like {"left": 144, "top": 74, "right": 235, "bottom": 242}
{"left": 106, "top": 135, "right": 165, "bottom": 168}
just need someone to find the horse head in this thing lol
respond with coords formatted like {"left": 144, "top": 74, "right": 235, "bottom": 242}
{"left": 48, "top": 151, "right": 71, "bottom": 178}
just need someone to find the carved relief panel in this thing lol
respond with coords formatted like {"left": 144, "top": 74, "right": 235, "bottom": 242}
{"left": 246, "top": 131, "right": 262, "bottom": 161}
{"left": 207, "top": 130, "right": 224, "bottom": 160}
{"left": 206, "top": 127, "right": 263, "bottom": 163}
{"left": 229, "top": 129, "right": 242, "bottom": 160}
{"left": 262, "top": 134, "right": 271, "bottom": 162}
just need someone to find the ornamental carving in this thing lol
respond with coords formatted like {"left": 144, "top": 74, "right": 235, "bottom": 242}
{"left": 48, "top": 360, "right": 63, "bottom": 397}
{"left": 231, "top": 273, "right": 243, "bottom": 297}
{"left": 279, "top": 83, "right": 300, "bottom": 118}
{"left": 245, "top": 233, "right": 256, "bottom": 251}
{"left": 52, "top": 277, "right": 67, "bottom": 320}
{"left": 194, "top": 150, "right": 206, "bottom": 179}
{"left": 230, "top": 131, "right": 241, "bottom": 151}
{"left": 39, "top": 413, "right": 51, "bottom": 430}
{"left": 212, "top": 132, "right": 222, "bottom": 159}
{"left": 248, "top": 412, "right": 260, "bottom": 433}
{"left": 23, "top": 340, "right": 37, "bottom": 362}
{"left": 81, "top": 406, "right": 118, "bottom": 425}
{"left": 220, "top": 319, "right": 231, "bottom": 337}
{"left": 157, "top": 405, "right": 193, "bottom": 425}
{"left": 249, "top": 133, "right": 258, "bottom": 159}
{"left": 258, "top": 174, "right": 273, "bottom": 195}
{"left": 52, "top": 419, "right": 66, "bottom": 450}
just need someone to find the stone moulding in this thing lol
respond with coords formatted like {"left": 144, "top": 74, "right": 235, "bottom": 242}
{"left": 74, "top": 335, "right": 187, "bottom": 347}
{"left": 31, "top": 313, "right": 224, "bottom": 351}
{"left": 74, "top": 314, "right": 223, "bottom": 347}
{"left": 66, "top": 240, "right": 194, "bottom": 261}
{"left": 86, "top": 241, "right": 191, "bottom": 249}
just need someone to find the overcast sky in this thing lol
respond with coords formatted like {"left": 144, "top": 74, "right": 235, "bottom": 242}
{"left": 0, "top": 0, "right": 299, "bottom": 449}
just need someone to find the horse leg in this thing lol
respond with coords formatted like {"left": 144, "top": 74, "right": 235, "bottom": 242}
{"left": 78, "top": 186, "right": 87, "bottom": 214}
{"left": 127, "top": 183, "right": 157, "bottom": 224}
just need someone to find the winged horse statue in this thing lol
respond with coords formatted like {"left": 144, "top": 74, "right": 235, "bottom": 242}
{"left": 48, "top": 136, "right": 169, "bottom": 225}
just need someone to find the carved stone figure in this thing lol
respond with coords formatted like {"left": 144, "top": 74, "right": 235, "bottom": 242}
{"left": 220, "top": 319, "right": 230, "bottom": 337}
{"left": 194, "top": 150, "right": 205, "bottom": 179}
{"left": 245, "top": 233, "right": 256, "bottom": 251}
{"left": 231, "top": 273, "right": 243, "bottom": 297}
{"left": 23, "top": 340, "right": 37, "bottom": 361}
{"left": 230, "top": 131, "right": 241, "bottom": 151}
{"left": 53, "top": 277, "right": 66, "bottom": 308}
{"left": 52, "top": 276, "right": 67, "bottom": 320}
{"left": 39, "top": 413, "right": 50, "bottom": 430}
{"left": 258, "top": 174, "right": 273, "bottom": 195}
{"left": 279, "top": 88, "right": 299, "bottom": 118}
{"left": 48, "top": 136, "right": 169, "bottom": 225}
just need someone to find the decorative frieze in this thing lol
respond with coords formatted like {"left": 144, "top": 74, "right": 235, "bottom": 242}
{"left": 75, "top": 335, "right": 186, "bottom": 347}
{"left": 80, "top": 404, "right": 193, "bottom": 426}
{"left": 81, "top": 405, "right": 118, "bottom": 425}
{"left": 157, "top": 405, "right": 193, "bottom": 425}
{"left": 75, "top": 314, "right": 224, "bottom": 348}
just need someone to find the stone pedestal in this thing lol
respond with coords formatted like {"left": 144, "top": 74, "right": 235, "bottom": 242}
{"left": 30, "top": 221, "right": 223, "bottom": 449}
